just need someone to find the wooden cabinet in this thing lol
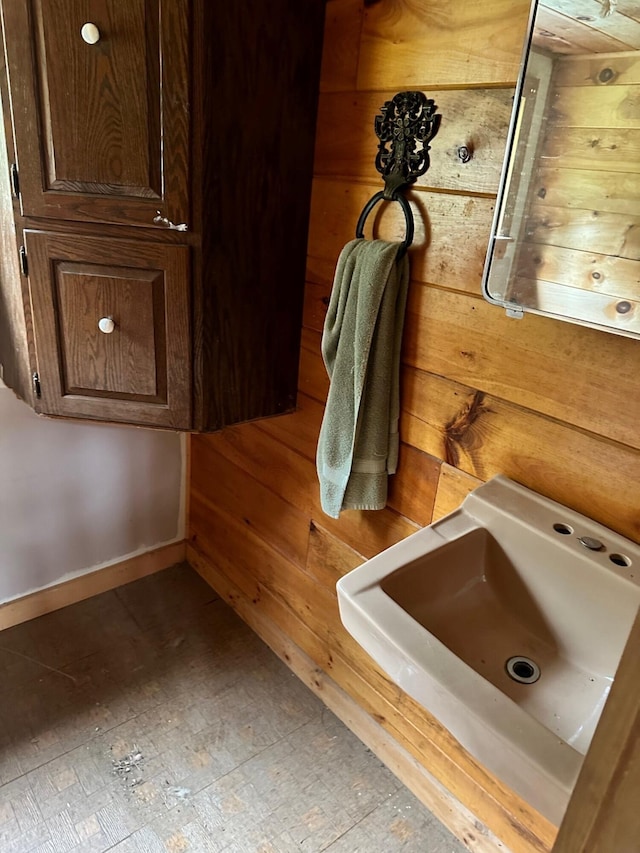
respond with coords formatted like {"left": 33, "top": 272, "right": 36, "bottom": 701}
{"left": 25, "top": 231, "right": 191, "bottom": 428}
{"left": 0, "top": 0, "right": 325, "bottom": 430}
{"left": 3, "top": 0, "right": 189, "bottom": 230}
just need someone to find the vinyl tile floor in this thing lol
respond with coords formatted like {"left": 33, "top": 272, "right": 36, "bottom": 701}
{"left": 0, "top": 563, "right": 468, "bottom": 853}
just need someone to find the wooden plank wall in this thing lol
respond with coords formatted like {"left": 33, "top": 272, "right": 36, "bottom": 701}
{"left": 189, "top": 2, "right": 640, "bottom": 851}
{"left": 516, "top": 50, "right": 640, "bottom": 326}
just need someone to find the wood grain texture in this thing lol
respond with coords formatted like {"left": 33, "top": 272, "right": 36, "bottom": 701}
{"left": 315, "top": 88, "right": 513, "bottom": 194}
{"left": 191, "top": 430, "right": 420, "bottom": 561}
{"left": 515, "top": 45, "right": 640, "bottom": 343}
{"left": 433, "top": 465, "right": 483, "bottom": 521}
{"left": 25, "top": 230, "right": 191, "bottom": 428}
{"left": 0, "top": 54, "right": 32, "bottom": 402}
{"left": 56, "top": 266, "right": 161, "bottom": 397}
{"left": 307, "top": 178, "right": 496, "bottom": 294}
{"left": 553, "top": 51, "right": 640, "bottom": 87}
{"left": 294, "top": 326, "right": 640, "bottom": 542}
{"left": 534, "top": 6, "right": 638, "bottom": 54}
{"left": 400, "top": 367, "right": 640, "bottom": 543}
{"left": 525, "top": 203, "right": 640, "bottom": 259}
{"left": 3, "top": 0, "right": 189, "bottom": 228}
{"left": 542, "top": 126, "right": 640, "bottom": 174}
{"left": 0, "top": 0, "right": 324, "bottom": 431}
{"left": 551, "top": 84, "right": 640, "bottom": 129}
{"left": 515, "top": 243, "right": 639, "bottom": 299}
{"left": 320, "top": 0, "right": 363, "bottom": 93}
{"left": 357, "top": 0, "right": 531, "bottom": 89}
{"left": 532, "top": 167, "right": 640, "bottom": 214}
{"left": 189, "top": 1, "right": 640, "bottom": 849}
{"left": 539, "top": 0, "right": 640, "bottom": 51}
{"left": 552, "top": 608, "right": 640, "bottom": 853}
{"left": 33, "top": 0, "right": 151, "bottom": 191}
{"left": 193, "top": 0, "right": 325, "bottom": 431}
{"left": 403, "top": 283, "right": 640, "bottom": 451}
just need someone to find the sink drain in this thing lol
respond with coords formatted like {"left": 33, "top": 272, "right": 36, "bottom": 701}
{"left": 506, "top": 656, "right": 540, "bottom": 684}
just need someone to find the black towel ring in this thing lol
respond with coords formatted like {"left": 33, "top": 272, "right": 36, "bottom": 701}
{"left": 352, "top": 91, "right": 440, "bottom": 260}
{"left": 355, "top": 191, "right": 414, "bottom": 258}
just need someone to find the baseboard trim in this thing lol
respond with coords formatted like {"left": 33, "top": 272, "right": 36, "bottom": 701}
{"left": 0, "top": 540, "right": 187, "bottom": 631}
{"left": 188, "top": 543, "right": 512, "bottom": 853}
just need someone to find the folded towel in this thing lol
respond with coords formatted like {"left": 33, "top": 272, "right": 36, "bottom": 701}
{"left": 316, "top": 238, "right": 410, "bottom": 518}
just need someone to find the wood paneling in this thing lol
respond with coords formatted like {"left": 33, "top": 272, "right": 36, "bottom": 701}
{"left": 433, "top": 465, "right": 483, "bottom": 521}
{"left": 400, "top": 367, "right": 640, "bottom": 542}
{"left": 538, "top": 1, "right": 640, "bottom": 53}
{"left": 534, "top": 7, "right": 639, "bottom": 54}
{"left": 533, "top": 167, "right": 640, "bottom": 213}
{"left": 516, "top": 243, "right": 639, "bottom": 299}
{"left": 552, "top": 51, "right": 640, "bottom": 86}
{"left": 552, "top": 85, "right": 640, "bottom": 129}
{"left": 315, "top": 89, "right": 513, "bottom": 194}
{"left": 543, "top": 126, "right": 640, "bottom": 174}
{"left": 404, "top": 284, "right": 640, "bottom": 452}
{"left": 552, "top": 608, "right": 640, "bottom": 853}
{"left": 190, "top": 1, "right": 640, "bottom": 851}
{"left": 357, "top": 0, "right": 531, "bottom": 89}
{"left": 514, "top": 47, "right": 640, "bottom": 343}
{"left": 526, "top": 203, "right": 640, "bottom": 258}
{"left": 308, "top": 178, "right": 496, "bottom": 293}
{"left": 320, "top": 0, "right": 363, "bottom": 92}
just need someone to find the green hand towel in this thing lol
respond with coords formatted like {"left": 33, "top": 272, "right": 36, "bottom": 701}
{"left": 316, "top": 238, "right": 410, "bottom": 518}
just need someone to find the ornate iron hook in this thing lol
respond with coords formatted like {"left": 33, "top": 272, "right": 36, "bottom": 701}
{"left": 355, "top": 91, "right": 440, "bottom": 255}
{"left": 374, "top": 91, "right": 440, "bottom": 200}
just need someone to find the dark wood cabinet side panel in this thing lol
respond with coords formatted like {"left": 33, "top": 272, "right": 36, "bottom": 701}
{"left": 0, "top": 52, "right": 32, "bottom": 402}
{"left": 194, "top": 0, "right": 325, "bottom": 431}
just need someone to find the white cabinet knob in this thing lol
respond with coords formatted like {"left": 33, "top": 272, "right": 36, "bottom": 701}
{"left": 81, "top": 23, "right": 101, "bottom": 44}
{"left": 98, "top": 317, "right": 115, "bottom": 334}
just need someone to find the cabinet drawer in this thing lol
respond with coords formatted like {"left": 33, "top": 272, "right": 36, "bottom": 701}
{"left": 25, "top": 231, "right": 191, "bottom": 428}
{"left": 2, "top": 0, "right": 189, "bottom": 230}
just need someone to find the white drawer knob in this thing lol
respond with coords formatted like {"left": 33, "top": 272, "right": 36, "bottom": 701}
{"left": 98, "top": 317, "right": 115, "bottom": 334}
{"left": 81, "top": 23, "right": 101, "bottom": 44}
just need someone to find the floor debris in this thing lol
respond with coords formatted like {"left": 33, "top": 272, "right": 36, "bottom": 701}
{"left": 112, "top": 746, "right": 144, "bottom": 787}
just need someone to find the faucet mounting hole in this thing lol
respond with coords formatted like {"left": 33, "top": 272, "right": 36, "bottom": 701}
{"left": 610, "top": 553, "right": 632, "bottom": 568}
{"left": 553, "top": 523, "right": 573, "bottom": 535}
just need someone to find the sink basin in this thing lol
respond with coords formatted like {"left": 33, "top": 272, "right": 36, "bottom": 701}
{"left": 337, "top": 476, "right": 640, "bottom": 824}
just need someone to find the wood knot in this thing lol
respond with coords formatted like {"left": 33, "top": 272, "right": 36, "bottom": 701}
{"left": 444, "top": 391, "right": 490, "bottom": 468}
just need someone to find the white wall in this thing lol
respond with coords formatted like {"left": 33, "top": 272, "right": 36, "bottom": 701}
{"left": 0, "top": 384, "right": 185, "bottom": 603}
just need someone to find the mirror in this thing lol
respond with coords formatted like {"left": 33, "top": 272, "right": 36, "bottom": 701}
{"left": 482, "top": 0, "right": 640, "bottom": 339}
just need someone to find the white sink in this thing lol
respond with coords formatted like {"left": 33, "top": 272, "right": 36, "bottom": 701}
{"left": 337, "top": 476, "right": 640, "bottom": 824}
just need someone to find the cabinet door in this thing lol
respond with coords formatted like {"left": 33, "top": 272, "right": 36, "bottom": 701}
{"left": 25, "top": 231, "right": 191, "bottom": 429}
{"left": 2, "top": 0, "right": 189, "bottom": 230}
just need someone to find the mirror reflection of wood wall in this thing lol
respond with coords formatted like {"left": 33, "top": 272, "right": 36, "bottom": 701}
{"left": 509, "top": 0, "right": 640, "bottom": 333}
